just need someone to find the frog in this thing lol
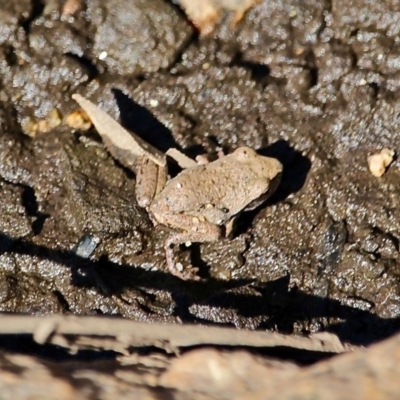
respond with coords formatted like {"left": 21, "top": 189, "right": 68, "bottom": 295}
{"left": 136, "top": 147, "right": 283, "bottom": 280}
{"left": 72, "top": 94, "right": 283, "bottom": 280}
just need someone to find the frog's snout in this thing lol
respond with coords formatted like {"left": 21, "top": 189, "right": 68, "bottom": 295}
{"left": 270, "top": 158, "right": 283, "bottom": 178}
{"left": 269, "top": 169, "right": 282, "bottom": 196}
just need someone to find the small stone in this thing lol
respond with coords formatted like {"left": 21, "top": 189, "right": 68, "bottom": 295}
{"left": 65, "top": 109, "right": 92, "bottom": 131}
{"left": 149, "top": 99, "right": 159, "bottom": 107}
{"left": 37, "top": 119, "right": 50, "bottom": 133}
{"left": 21, "top": 117, "right": 39, "bottom": 137}
{"left": 98, "top": 51, "right": 108, "bottom": 60}
{"left": 367, "top": 148, "right": 395, "bottom": 177}
{"left": 47, "top": 108, "right": 62, "bottom": 129}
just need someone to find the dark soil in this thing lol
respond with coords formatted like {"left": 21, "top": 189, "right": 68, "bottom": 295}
{"left": 0, "top": 0, "right": 399, "bottom": 349}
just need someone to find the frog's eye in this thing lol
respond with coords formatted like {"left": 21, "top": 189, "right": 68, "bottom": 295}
{"left": 234, "top": 147, "right": 256, "bottom": 160}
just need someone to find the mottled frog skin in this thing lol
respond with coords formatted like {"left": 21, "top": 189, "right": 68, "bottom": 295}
{"left": 139, "top": 147, "right": 282, "bottom": 280}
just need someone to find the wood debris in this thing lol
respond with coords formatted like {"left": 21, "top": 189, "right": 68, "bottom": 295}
{"left": 0, "top": 314, "right": 356, "bottom": 355}
{"left": 1, "top": 330, "right": 399, "bottom": 400}
{"left": 178, "top": 0, "right": 260, "bottom": 35}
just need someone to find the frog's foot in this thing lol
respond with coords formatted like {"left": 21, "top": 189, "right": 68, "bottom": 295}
{"left": 195, "top": 148, "right": 225, "bottom": 165}
{"left": 172, "top": 261, "right": 201, "bottom": 281}
{"left": 165, "top": 242, "right": 203, "bottom": 281}
{"left": 195, "top": 154, "right": 210, "bottom": 165}
{"left": 164, "top": 220, "right": 222, "bottom": 280}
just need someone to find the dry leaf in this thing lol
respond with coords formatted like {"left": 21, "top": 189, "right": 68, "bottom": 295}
{"left": 72, "top": 94, "right": 166, "bottom": 169}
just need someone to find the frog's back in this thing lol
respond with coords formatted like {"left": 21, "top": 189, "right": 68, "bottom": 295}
{"left": 150, "top": 154, "right": 271, "bottom": 224}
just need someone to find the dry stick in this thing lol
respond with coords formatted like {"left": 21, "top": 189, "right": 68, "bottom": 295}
{"left": 0, "top": 315, "right": 356, "bottom": 354}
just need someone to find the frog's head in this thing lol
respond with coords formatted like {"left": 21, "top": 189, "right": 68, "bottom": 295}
{"left": 233, "top": 147, "right": 283, "bottom": 211}
{"left": 233, "top": 146, "right": 283, "bottom": 180}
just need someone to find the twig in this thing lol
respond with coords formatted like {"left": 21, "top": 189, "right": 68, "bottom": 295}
{"left": 0, "top": 314, "right": 357, "bottom": 354}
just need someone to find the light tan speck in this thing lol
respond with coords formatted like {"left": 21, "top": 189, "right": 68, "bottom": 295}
{"left": 65, "top": 109, "right": 92, "bottom": 131}
{"left": 367, "top": 148, "right": 395, "bottom": 177}
{"left": 62, "top": 0, "right": 82, "bottom": 15}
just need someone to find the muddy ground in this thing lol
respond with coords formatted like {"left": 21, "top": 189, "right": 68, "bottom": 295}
{"left": 0, "top": 0, "right": 400, "bottom": 397}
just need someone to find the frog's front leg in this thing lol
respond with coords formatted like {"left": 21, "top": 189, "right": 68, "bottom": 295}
{"left": 159, "top": 214, "right": 223, "bottom": 280}
{"left": 135, "top": 156, "right": 167, "bottom": 210}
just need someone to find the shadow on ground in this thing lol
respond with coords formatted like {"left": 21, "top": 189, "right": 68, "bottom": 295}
{"left": 0, "top": 231, "right": 398, "bottom": 348}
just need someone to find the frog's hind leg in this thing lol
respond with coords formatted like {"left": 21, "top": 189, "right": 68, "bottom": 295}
{"left": 135, "top": 156, "right": 167, "bottom": 209}
{"left": 163, "top": 215, "right": 222, "bottom": 280}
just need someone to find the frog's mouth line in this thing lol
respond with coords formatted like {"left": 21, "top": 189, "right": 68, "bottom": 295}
{"left": 268, "top": 171, "right": 283, "bottom": 196}
{"left": 245, "top": 172, "right": 282, "bottom": 211}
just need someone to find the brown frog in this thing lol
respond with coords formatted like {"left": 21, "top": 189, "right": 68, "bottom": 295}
{"left": 72, "top": 95, "right": 283, "bottom": 280}
{"left": 140, "top": 147, "right": 282, "bottom": 280}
